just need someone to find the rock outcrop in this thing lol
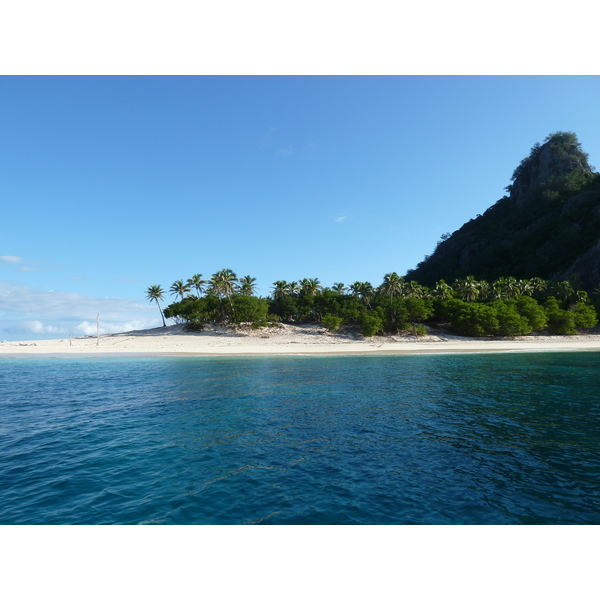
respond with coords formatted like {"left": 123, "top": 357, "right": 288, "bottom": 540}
{"left": 407, "top": 132, "right": 600, "bottom": 291}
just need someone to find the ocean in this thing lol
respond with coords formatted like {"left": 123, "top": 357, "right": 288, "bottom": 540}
{"left": 1, "top": 352, "right": 599, "bottom": 524}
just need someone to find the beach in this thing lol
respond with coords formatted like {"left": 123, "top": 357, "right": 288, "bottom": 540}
{"left": 2, "top": 323, "right": 600, "bottom": 357}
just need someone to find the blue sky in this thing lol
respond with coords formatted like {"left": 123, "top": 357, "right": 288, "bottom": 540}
{"left": 2, "top": 75, "right": 600, "bottom": 339}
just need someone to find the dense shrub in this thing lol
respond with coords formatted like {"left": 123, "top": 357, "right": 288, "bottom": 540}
{"left": 230, "top": 295, "right": 269, "bottom": 325}
{"left": 515, "top": 296, "right": 548, "bottom": 331}
{"left": 544, "top": 297, "right": 576, "bottom": 334}
{"left": 360, "top": 314, "right": 383, "bottom": 337}
{"left": 490, "top": 300, "right": 532, "bottom": 337}
{"left": 322, "top": 314, "right": 343, "bottom": 332}
{"left": 571, "top": 302, "right": 598, "bottom": 329}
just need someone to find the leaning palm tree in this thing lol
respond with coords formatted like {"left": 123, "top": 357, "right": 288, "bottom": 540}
{"left": 187, "top": 274, "right": 207, "bottom": 298}
{"left": 239, "top": 275, "right": 258, "bottom": 296}
{"left": 170, "top": 279, "right": 192, "bottom": 301}
{"left": 146, "top": 284, "right": 167, "bottom": 327}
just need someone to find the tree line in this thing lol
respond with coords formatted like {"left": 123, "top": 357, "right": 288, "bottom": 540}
{"left": 146, "top": 270, "right": 599, "bottom": 338}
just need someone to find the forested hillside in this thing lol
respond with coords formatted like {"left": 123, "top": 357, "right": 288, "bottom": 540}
{"left": 408, "top": 132, "right": 600, "bottom": 290}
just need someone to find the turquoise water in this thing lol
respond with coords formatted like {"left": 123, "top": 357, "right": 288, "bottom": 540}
{"left": 1, "top": 352, "right": 599, "bottom": 524}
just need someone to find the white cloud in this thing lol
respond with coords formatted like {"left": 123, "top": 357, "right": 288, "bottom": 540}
{"left": 333, "top": 215, "right": 349, "bottom": 223}
{"left": 276, "top": 146, "right": 294, "bottom": 156}
{"left": 25, "top": 320, "right": 64, "bottom": 334}
{"left": 0, "top": 280, "right": 165, "bottom": 341}
{"left": 74, "top": 321, "right": 97, "bottom": 335}
{"left": 0, "top": 255, "right": 23, "bottom": 264}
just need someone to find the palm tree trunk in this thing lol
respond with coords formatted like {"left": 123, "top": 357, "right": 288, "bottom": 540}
{"left": 156, "top": 300, "right": 166, "bottom": 327}
{"left": 227, "top": 293, "right": 236, "bottom": 321}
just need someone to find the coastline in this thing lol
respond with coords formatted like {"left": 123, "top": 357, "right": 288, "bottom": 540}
{"left": 2, "top": 323, "right": 600, "bottom": 358}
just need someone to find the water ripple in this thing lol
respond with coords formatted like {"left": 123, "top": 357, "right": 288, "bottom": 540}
{"left": 1, "top": 353, "right": 599, "bottom": 524}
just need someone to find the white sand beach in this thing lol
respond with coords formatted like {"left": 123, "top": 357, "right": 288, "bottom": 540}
{"left": 1, "top": 323, "right": 600, "bottom": 357}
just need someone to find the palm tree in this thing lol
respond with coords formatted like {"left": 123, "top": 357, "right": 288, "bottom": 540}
{"left": 350, "top": 281, "right": 375, "bottom": 309}
{"left": 530, "top": 277, "right": 548, "bottom": 298}
{"left": 455, "top": 276, "right": 481, "bottom": 302}
{"left": 405, "top": 280, "right": 425, "bottom": 299}
{"left": 272, "top": 280, "right": 291, "bottom": 300}
{"left": 239, "top": 275, "right": 258, "bottom": 296}
{"left": 170, "top": 279, "right": 192, "bottom": 301}
{"left": 504, "top": 277, "right": 519, "bottom": 299}
{"left": 381, "top": 272, "right": 404, "bottom": 303}
{"left": 332, "top": 282, "right": 347, "bottom": 294}
{"left": 289, "top": 281, "right": 301, "bottom": 296}
{"left": 211, "top": 268, "right": 238, "bottom": 318}
{"left": 300, "top": 278, "right": 323, "bottom": 297}
{"left": 187, "top": 274, "right": 207, "bottom": 298}
{"left": 556, "top": 280, "right": 575, "bottom": 302}
{"left": 517, "top": 279, "right": 533, "bottom": 297}
{"left": 146, "top": 284, "right": 167, "bottom": 327}
{"left": 491, "top": 279, "right": 507, "bottom": 300}
{"left": 433, "top": 279, "right": 453, "bottom": 299}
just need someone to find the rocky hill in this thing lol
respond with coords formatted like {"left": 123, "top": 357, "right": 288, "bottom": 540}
{"left": 407, "top": 132, "right": 600, "bottom": 291}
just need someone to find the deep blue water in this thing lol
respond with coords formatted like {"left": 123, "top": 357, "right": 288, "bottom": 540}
{"left": 1, "top": 352, "right": 599, "bottom": 524}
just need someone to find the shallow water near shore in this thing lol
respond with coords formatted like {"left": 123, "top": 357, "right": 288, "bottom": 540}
{"left": 1, "top": 352, "right": 599, "bottom": 524}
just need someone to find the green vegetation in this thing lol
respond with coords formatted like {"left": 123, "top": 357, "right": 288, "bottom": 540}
{"left": 146, "top": 272, "right": 598, "bottom": 338}
{"left": 145, "top": 134, "right": 600, "bottom": 339}
{"left": 409, "top": 132, "right": 600, "bottom": 290}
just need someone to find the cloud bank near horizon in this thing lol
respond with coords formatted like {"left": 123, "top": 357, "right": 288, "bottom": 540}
{"left": 0, "top": 280, "right": 163, "bottom": 341}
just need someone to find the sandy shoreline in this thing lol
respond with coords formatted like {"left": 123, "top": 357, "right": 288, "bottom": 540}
{"left": 2, "top": 323, "right": 600, "bottom": 357}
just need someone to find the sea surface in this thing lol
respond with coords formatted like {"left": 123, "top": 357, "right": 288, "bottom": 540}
{"left": 1, "top": 352, "right": 599, "bottom": 525}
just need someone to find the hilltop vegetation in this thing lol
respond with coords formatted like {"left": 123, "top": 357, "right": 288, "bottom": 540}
{"left": 408, "top": 132, "right": 600, "bottom": 290}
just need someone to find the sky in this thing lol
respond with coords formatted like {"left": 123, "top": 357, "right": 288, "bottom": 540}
{"left": 2, "top": 5, "right": 597, "bottom": 596}
{"left": 2, "top": 75, "right": 600, "bottom": 339}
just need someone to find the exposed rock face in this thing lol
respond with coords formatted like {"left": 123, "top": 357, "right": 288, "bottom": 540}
{"left": 408, "top": 132, "right": 600, "bottom": 291}
{"left": 510, "top": 140, "right": 593, "bottom": 204}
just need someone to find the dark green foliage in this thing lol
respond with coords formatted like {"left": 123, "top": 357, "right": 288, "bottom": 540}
{"left": 360, "top": 314, "right": 383, "bottom": 337}
{"left": 230, "top": 295, "right": 269, "bottom": 326}
{"left": 543, "top": 297, "right": 576, "bottom": 334}
{"left": 490, "top": 300, "right": 532, "bottom": 337}
{"left": 164, "top": 294, "right": 269, "bottom": 328}
{"left": 453, "top": 302, "right": 499, "bottom": 337}
{"left": 270, "top": 295, "right": 298, "bottom": 322}
{"left": 409, "top": 132, "right": 600, "bottom": 290}
{"left": 157, "top": 265, "right": 597, "bottom": 340}
{"left": 411, "top": 324, "right": 427, "bottom": 337}
{"left": 571, "top": 303, "right": 598, "bottom": 330}
{"left": 322, "top": 314, "right": 343, "bottom": 332}
{"left": 515, "top": 296, "right": 548, "bottom": 331}
{"left": 405, "top": 297, "right": 434, "bottom": 322}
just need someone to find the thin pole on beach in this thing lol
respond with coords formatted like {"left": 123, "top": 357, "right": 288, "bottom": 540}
{"left": 96, "top": 314, "right": 100, "bottom": 346}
